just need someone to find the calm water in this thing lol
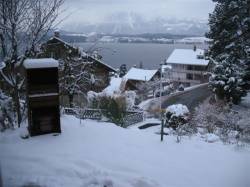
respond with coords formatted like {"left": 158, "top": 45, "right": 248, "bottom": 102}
{"left": 78, "top": 43, "right": 205, "bottom": 69}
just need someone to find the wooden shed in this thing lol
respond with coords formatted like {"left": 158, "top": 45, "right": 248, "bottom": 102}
{"left": 23, "top": 58, "right": 61, "bottom": 136}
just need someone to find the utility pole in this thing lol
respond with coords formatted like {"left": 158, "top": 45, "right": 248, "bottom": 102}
{"left": 160, "top": 62, "right": 164, "bottom": 141}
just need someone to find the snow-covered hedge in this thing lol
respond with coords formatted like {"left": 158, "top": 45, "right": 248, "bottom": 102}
{"left": 87, "top": 90, "right": 136, "bottom": 111}
{"left": 165, "top": 104, "right": 190, "bottom": 130}
{"left": 87, "top": 90, "right": 138, "bottom": 126}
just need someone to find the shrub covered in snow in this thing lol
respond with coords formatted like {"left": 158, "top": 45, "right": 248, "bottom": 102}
{"left": 101, "top": 95, "right": 127, "bottom": 126}
{"left": 0, "top": 91, "right": 15, "bottom": 131}
{"left": 191, "top": 97, "right": 250, "bottom": 143}
{"left": 124, "top": 91, "right": 136, "bottom": 110}
{"left": 165, "top": 104, "right": 190, "bottom": 130}
{"left": 87, "top": 91, "right": 138, "bottom": 126}
{"left": 87, "top": 90, "right": 136, "bottom": 111}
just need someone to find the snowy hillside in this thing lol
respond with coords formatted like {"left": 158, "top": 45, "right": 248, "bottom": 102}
{"left": 0, "top": 115, "right": 249, "bottom": 187}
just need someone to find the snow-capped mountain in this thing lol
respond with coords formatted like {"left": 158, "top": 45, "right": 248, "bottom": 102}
{"left": 61, "top": 12, "right": 208, "bottom": 36}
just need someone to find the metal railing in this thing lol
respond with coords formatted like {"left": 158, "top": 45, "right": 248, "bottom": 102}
{"left": 63, "top": 107, "right": 144, "bottom": 126}
{"left": 123, "top": 112, "right": 144, "bottom": 127}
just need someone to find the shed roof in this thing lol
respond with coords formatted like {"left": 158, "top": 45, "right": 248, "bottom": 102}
{"left": 167, "top": 49, "right": 209, "bottom": 66}
{"left": 124, "top": 67, "right": 158, "bottom": 81}
{"left": 23, "top": 58, "right": 59, "bottom": 69}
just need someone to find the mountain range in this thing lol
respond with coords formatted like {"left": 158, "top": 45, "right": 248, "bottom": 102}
{"left": 61, "top": 12, "right": 209, "bottom": 36}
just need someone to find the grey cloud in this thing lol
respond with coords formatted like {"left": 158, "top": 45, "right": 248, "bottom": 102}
{"left": 61, "top": 0, "right": 215, "bottom": 28}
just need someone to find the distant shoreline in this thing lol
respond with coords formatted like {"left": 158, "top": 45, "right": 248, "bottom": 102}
{"left": 77, "top": 43, "right": 208, "bottom": 69}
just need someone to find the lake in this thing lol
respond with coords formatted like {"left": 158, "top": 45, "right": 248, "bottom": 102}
{"left": 78, "top": 43, "right": 206, "bottom": 69}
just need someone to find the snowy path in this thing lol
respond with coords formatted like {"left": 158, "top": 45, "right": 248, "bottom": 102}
{"left": 0, "top": 115, "right": 250, "bottom": 187}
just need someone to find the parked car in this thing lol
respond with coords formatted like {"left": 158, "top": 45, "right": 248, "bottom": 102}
{"left": 155, "top": 89, "right": 171, "bottom": 97}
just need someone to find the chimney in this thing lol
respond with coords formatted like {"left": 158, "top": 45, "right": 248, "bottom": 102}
{"left": 54, "top": 30, "right": 60, "bottom": 38}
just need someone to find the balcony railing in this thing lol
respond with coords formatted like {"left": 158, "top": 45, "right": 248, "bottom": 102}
{"left": 170, "top": 69, "right": 206, "bottom": 75}
{"left": 170, "top": 78, "right": 201, "bottom": 84}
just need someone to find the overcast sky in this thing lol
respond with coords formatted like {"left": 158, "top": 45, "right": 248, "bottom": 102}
{"left": 61, "top": 0, "right": 215, "bottom": 26}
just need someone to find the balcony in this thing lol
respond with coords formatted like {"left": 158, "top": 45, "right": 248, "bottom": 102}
{"left": 170, "top": 69, "right": 206, "bottom": 75}
{"left": 170, "top": 78, "right": 201, "bottom": 84}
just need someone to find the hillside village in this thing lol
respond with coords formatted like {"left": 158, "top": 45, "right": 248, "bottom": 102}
{"left": 0, "top": 0, "right": 250, "bottom": 187}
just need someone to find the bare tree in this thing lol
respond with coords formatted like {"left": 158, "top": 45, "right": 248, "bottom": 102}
{"left": 59, "top": 56, "right": 94, "bottom": 108}
{"left": 0, "top": 0, "right": 64, "bottom": 126}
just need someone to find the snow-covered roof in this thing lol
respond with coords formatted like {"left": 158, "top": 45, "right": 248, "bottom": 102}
{"left": 124, "top": 67, "right": 158, "bottom": 81}
{"left": 167, "top": 49, "right": 209, "bottom": 66}
{"left": 23, "top": 58, "right": 59, "bottom": 69}
{"left": 91, "top": 57, "right": 117, "bottom": 72}
{"left": 46, "top": 37, "right": 116, "bottom": 72}
{"left": 48, "top": 36, "right": 78, "bottom": 50}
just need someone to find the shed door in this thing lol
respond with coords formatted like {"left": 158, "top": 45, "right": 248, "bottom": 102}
{"left": 32, "top": 106, "right": 59, "bottom": 133}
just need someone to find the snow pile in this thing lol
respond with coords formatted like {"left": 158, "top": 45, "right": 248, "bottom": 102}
{"left": 166, "top": 104, "right": 189, "bottom": 117}
{"left": 0, "top": 115, "right": 250, "bottom": 187}
{"left": 23, "top": 58, "right": 58, "bottom": 69}
{"left": 204, "top": 133, "right": 220, "bottom": 143}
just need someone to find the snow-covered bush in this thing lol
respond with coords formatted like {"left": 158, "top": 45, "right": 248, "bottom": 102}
{"left": 87, "top": 89, "right": 139, "bottom": 126}
{"left": 165, "top": 104, "right": 189, "bottom": 130}
{"left": 124, "top": 91, "right": 136, "bottom": 110}
{"left": 87, "top": 90, "right": 136, "bottom": 111}
{"left": 164, "top": 104, "right": 190, "bottom": 142}
{"left": 191, "top": 97, "right": 250, "bottom": 143}
{"left": 191, "top": 98, "right": 224, "bottom": 134}
{"left": 0, "top": 91, "right": 15, "bottom": 131}
{"left": 87, "top": 92, "right": 127, "bottom": 126}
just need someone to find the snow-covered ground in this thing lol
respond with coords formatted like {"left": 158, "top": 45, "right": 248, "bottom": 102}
{"left": 0, "top": 115, "right": 250, "bottom": 187}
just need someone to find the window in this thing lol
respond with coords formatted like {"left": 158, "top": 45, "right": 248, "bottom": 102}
{"left": 187, "top": 65, "right": 193, "bottom": 70}
{"left": 186, "top": 73, "right": 193, "bottom": 80}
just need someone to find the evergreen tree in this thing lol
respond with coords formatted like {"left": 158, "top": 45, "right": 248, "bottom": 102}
{"left": 119, "top": 64, "right": 127, "bottom": 77}
{"left": 242, "top": 47, "right": 250, "bottom": 90}
{"left": 207, "top": 0, "right": 250, "bottom": 104}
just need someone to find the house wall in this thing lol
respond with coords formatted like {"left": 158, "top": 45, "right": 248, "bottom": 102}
{"left": 168, "top": 64, "right": 208, "bottom": 87}
{"left": 40, "top": 38, "right": 113, "bottom": 95}
{"left": 40, "top": 39, "right": 80, "bottom": 60}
